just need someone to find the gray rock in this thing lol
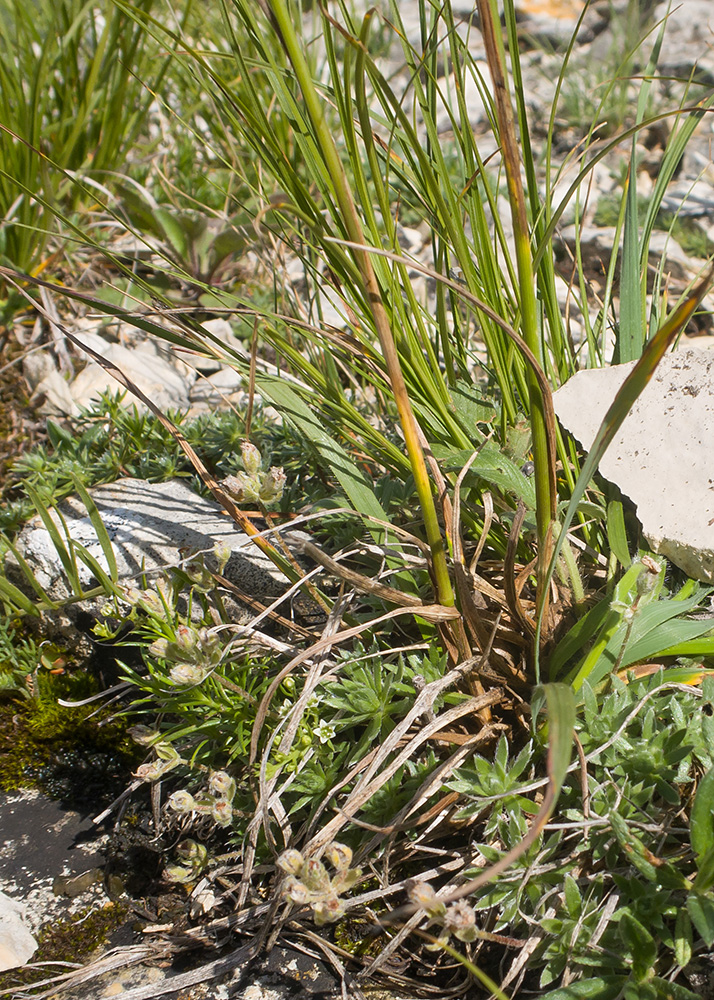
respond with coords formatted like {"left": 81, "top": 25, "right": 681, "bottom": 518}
{"left": 556, "top": 225, "right": 702, "bottom": 291}
{"left": 553, "top": 348, "right": 714, "bottom": 582}
{"left": 0, "top": 890, "right": 38, "bottom": 971}
{"left": 12, "top": 478, "right": 305, "bottom": 605}
{"left": 434, "top": 67, "right": 491, "bottom": 134}
{"left": 513, "top": 0, "right": 607, "bottom": 49}
{"left": 660, "top": 179, "right": 714, "bottom": 220}
{"left": 23, "top": 351, "right": 81, "bottom": 418}
{"left": 69, "top": 330, "right": 196, "bottom": 414}
{"left": 654, "top": 0, "right": 714, "bottom": 87}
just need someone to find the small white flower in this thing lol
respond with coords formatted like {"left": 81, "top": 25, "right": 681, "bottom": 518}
{"left": 313, "top": 722, "right": 336, "bottom": 745}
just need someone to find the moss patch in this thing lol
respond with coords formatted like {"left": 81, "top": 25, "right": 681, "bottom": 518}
{"left": 0, "top": 901, "right": 130, "bottom": 994}
{"left": 0, "top": 679, "right": 141, "bottom": 808}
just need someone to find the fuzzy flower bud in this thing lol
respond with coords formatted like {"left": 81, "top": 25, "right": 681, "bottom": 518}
{"left": 325, "top": 842, "right": 352, "bottom": 873}
{"left": 128, "top": 725, "right": 158, "bottom": 746}
{"left": 259, "top": 467, "right": 286, "bottom": 503}
{"left": 241, "top": 441, "right": 263, "bottom": 477}
{"left": 164, "top": 865, "right": 194, "bottom": 884}
{"left": 175, "top": 624, "right": 197, "bottom": 654}
{"left": 300, "top": 858, "right": 331, "bottom": 895}
{"left": 211, "top": 799, "right": 233, "bottom": 827}
{"left": 176, "top": 840, "right": 209, "bottom": 866}
{"left": 168, "top": 790, "right": 197, "bottom": 813}
{"left": 444, "top": 901, "right": 478, "bottom": 942}
{"left": 636, "top": 555, "right": 662, "bottom": 596}
{"left": 277, "top": 850, "right": 305, "bottom": 876}
{"left": 148, "top": 638, "right": 171, "bottom": 660}
{"left": 208, "top": 771, "right": 236, "bottom": 801}
{"left": 313, "top": 894, "right": 346, "bottom": 926}
{"left": 170, "top": 663, "right": 208, "bottom": 686}
{"left": 283, "top": 875, "right": 311, "bottom": 905}
{"left": 408, "top": 880, "right": 446, "bottom": 919}
{"left": 214, "top": 541, "right": 232, "bottom": 574}
{"left": 134, "top": 757, "right": 180, "bottom": 782}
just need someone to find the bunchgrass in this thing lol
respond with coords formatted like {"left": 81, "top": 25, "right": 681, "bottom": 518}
{"left": 1, "top": 0, "right": 714, "bottom": 996}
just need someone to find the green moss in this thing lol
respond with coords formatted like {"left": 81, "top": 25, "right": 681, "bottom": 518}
{"left": 332, "top": 917, "right": 384, "bottom": 959}
{"left": 36, "top": 901, "right": 130, "bottom": 962}
{"left": 0, "top": 901, "right": 130, "bottom": 993}
{"left": 0, "top": 671, "right": 141, "bottom": 806}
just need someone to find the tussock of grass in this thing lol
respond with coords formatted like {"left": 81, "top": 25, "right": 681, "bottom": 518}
{"left": 0, "top": 0, "right": 714, "bottom": 996}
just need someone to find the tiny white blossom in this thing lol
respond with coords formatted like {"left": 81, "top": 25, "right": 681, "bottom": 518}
{"left": 313, "top": 722, "right": 336, "bottom": 745}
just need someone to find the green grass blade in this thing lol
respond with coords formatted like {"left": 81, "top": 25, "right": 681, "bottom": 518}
{"left": 23, "top": 483, "right": 84, "bottom": 598}
{"left": 0, "top": 574, "right": 42, "bottom": 616}
{"left": 255, "top": 374, "right": 388, "bottom": 533}
{"left": 69, "top": 473, "right": 118, "bottom": 583}
{"left": 690, "top": 766, "right": 714, "bottom": 863}
{"left": 1, "top": 537, "right": 57, "bottom": 609}
{"left": 605, "top": 500, "right": 632, "bottom": 568}
{"left": 617, "top": 157, "right": 643, "bottom": 363}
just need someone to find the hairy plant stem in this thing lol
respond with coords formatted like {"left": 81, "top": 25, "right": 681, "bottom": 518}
{"left": 478, "top": 0, "right": 556, "bottom": 611}
{"left": 264, "top": 0, "right": 460, "bottom": 624}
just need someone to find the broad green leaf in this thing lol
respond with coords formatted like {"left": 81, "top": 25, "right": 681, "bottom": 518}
{"left": 533, "top": 682, "right": 576, "bottom": 793}
{"left": 563, "top": 874, "right": 581, "bottom": 918}
{"left": 619, "top": 912, "right": 656, "bottom": 981}
{"left": 449, "top": 381, "right": 495, "bottom": 430}
{"left": 620, "top": 618, "right": 714, "bottom": 668}
{"left": 686, "top": 892, "right": 714, "bottom": 947}
{"left": 657, "top": 637, "right": 714, "bottom": 657}
{"left": 255, "top": 374, "right": 388, "bottom": 535}
{"left": 434, "top": 441, "right": 537, "bottom": 509}
{"left": 606, "top": 500, "right": 631, "bottom": 567}
{"left": 610, "top": 812, "right": 658, "bottom": 882}
{"left": 690, "top": 767, "right": 714, "bottom": 862}
{"left": 548, "top": 597, "right": 611, "bottom": 678}
{"left": 675, "top": 909, "right": 693, "bottom": 968}
{"left": 539, "top": 978, "right": 625, "bottom": 1000}
{"left": 695, "top": 847, "right": 714, "bottom": 894}
{"left": 154, "top": 207, "right": 190, "bottom": 261}
{"left": 617, "top": 158, "right": 643, "bottom": 364}
{"left": 649, "top": 979, "right": 701, "bottom": 1000}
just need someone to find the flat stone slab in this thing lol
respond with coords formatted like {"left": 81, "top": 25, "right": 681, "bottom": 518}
{"left": 0, "top": 890, "right": 37, "bottom": 971}
{"left": 553, "top": 348, "right": 714, "bottom": 582}
{"left": 12, "top": 478, "right": 304, "bottom": 607}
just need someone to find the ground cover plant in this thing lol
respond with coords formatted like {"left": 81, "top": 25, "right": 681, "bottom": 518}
{"left": 2, "top": 0, "right": 714, "bottom": 996}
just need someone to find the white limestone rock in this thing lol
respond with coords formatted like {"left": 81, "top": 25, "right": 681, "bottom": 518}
{"left": 553, "top": 348, "right": 714, "bottom": 582}
{"left": 12, "top": 478, "right": 306, "bottom": 605}
{"left": 654, "top": 0, "right": 714, "bottom": 87}
{"left": 0, "top": 891, "right": 38, "bottom": 971}
{"left": 68, "top": 331, "right": 196, "bottom": 414}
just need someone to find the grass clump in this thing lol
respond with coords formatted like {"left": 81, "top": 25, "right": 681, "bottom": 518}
{"left": 1, "top": 0, "right": 714, "bottom": 996}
